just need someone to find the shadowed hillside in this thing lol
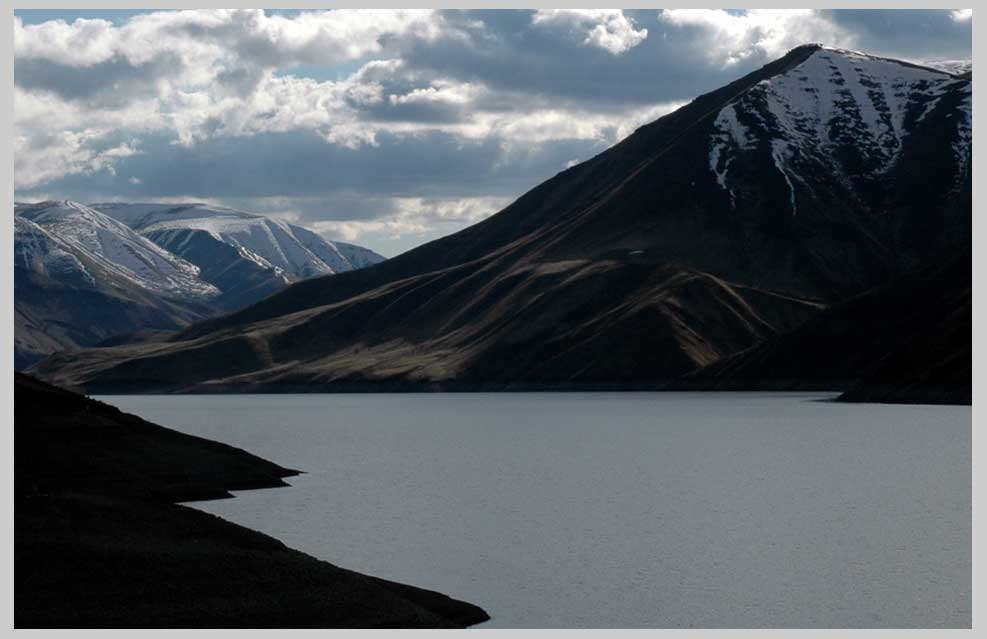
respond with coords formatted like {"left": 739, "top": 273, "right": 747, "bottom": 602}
{"left": 680, "top": 252, "right": 970, "bottom": 404}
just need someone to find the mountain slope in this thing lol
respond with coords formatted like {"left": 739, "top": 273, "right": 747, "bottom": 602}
{"left": 138, "top": 226, "right": 292, "bottom": 311}
{"left": 679, "top": 252, "right": 970, "bottom": 401}
{"left": 837, "top": 306, "right": 970, "bottom": 405}
{"left": 836, "top": 265, "right": 970, "bottom": 405}
{"left": 14, "top": 215, "right": 212, "bottom": 369}
{"left": 32, "top": 45, "right": 972, "bottom": 393}
{"left": 31, "top": 261, "right": 824, "bottom": 392}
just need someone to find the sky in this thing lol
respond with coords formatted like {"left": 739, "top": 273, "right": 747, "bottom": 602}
{"left": 13, "top": 9, "right": 973, "bottom": 256}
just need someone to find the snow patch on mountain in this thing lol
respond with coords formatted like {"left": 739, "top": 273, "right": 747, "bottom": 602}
{"left": 15, "top": 216, "right": 96, "bottom": 289}
{"left": 709, "top": 103, "right": 753, "bottom": 208}
{"left": 951, "top": 92, "right": 973, "bottom": 189}
{"left": 770, "top": 140, "right": 798, "bottom": 215}
{"left": 16, "top": 201, "right": 219, "bottom": 300}
{"left": 917, "top": 59, "right": 972, "bottom": 76}
{"left": 333, "top": 241, "right": 387, "bottom": 270}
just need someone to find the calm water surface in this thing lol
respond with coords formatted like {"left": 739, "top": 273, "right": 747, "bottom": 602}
{"left": 100, "top": 392, "right": 970, "bottom": 628}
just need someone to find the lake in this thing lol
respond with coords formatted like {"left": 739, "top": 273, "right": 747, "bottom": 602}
{"left": 99, "top": 392, "right": 971, "bottom": 628}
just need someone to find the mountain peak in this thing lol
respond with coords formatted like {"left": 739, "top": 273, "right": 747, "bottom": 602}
{"left": 709, "top": 42, "right": 971, "bottom": 216}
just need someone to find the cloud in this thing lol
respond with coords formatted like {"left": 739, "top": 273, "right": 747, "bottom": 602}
{"left": 951, "top": 9, "right": 973, "bottom": 22}
{"left": 309, "top": 195, "right": 513, "bottom": 242}
{"left": 12, "top": 9, "right": 466, "bottom": 149}
{"left": 13, "top": 10, "right": 682, "bottom": 190}
{"left": 12, "top": 10, "right": 466, "bottom": 188}
{"left": 13, "top": 125, "right": 142, "bottom": 189}
{"left": 14, "top": 9, "right": 447, "bottom": 69}
{"left": 14, "top": 17, "right": 119, "bottom": 66}
{"left": 822, "top": 9, "right": 973, "bottom": 62}
{"left": 658, "top": 9, "right": 856, "bottom": 65}
{"left": 531, "top": 10, "right": 648, "bottom": 55}
{"left": 13, "top": 9, "right": 972, "bottom": 255}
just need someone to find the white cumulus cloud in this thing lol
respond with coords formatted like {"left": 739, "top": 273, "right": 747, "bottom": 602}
{"left": 532, "top": 10, "right": 648, "bottom": 55}
{"left": 659, "top": 9, "right": 856, "bottom": 66}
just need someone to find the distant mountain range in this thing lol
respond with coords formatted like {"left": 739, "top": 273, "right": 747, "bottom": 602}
{"left": 93, "top": 202, "right": 382, "bottom": 279}
{"left": 29, "top": 45, "right": 972, "bottom": 402}
{"left": 15, "top": 201, "right": 385, "bottom": 368}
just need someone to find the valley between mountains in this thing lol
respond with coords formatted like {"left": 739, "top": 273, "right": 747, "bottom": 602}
{"left": 27, "top": 45, "right": 972, "bottom": 403}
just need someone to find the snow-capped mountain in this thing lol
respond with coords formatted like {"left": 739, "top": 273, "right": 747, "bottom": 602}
{"left": 709, "top": 47, "right": 971, "bottom": 217}
{"left": 16, "top": 201, "right": 219, "bottom": 301}
{"left": 137, "top": 225, "right": 292, "bottom": 312}
{"left": 14, "top": 209, "right": 213, "bottom": 369}
{"left": 331, "top": 241, "right": 385, "bottom": 270}
{"left": 90, "top": 203, "right": 386, "bottom": 281}
{"left": 15, "top": 200, "right": 385, "bottom": 367}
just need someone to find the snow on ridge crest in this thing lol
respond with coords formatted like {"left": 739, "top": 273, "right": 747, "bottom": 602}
{"left": 92, "top": 202, "right": 384, "bottom": 281}
{"left": 708, "top": 46, "right": 971, "bottom": 214}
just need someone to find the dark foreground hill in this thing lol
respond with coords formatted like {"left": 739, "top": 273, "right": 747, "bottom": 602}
{"left": 29, "top": 45, "right": 971, "bottom": 397}
{"left": 14, "top": 373, "right": 489, "bottom": 628}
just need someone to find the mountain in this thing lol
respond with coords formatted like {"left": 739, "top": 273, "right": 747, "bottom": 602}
{"left": 31, "top": 45, "right": 972, "bottom": 394}
{"left": 89, "top": 202, "right": 385, "bottom": 311}
{"left": 136, "top": 225, "right": 292, "bottom": 312}
{"left": 15, "top": 201, "right": 386, "bottom": 368}
{"left": 14, "top": 206, "right": 215, "bottom": 369}
{"left": 91, "top": 202, "right": 385, "bottom": 279}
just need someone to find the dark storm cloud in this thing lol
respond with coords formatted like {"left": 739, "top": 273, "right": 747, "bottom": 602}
{"left": 14, "top": 53, "right": 180, "bottom": 106}
{"left": 20, "top": 130, "right": 606, "bottom": 211}
{"left": 824, "top": 9, "right": 973, "bottom": 60}
{"left": 362, "top": 99, "right": 471, "bottom": 124}
{"left": 395, "top": 9, "right": 738, "bottom": 110}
